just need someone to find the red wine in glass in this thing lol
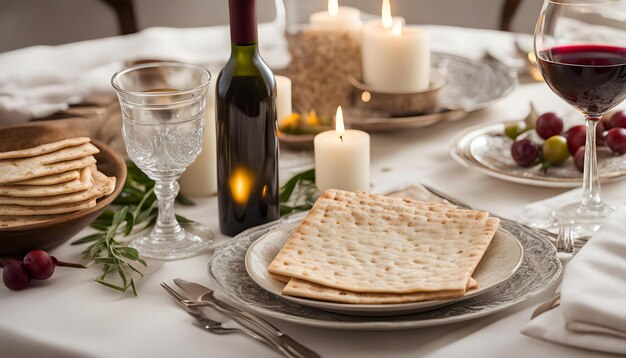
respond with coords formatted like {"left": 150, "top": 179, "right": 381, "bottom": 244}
{"left": 537, "top": 45, "right": 626, "bottom": 116}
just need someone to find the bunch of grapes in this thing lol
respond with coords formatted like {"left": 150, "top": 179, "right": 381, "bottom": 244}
{"left": 507, "top": 110, "right": 626, "bottom": 172}
{"left": 1, "top": 250, "right": 84, "bottom": 290}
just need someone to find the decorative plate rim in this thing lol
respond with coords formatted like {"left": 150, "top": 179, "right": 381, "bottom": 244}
{"left": 207, "top": 190, "right": 562, "bottom": 330}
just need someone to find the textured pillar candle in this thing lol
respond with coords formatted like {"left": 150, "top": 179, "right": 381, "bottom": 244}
{"left": 310, "top": 0, "right": 361, "bottom": 29}
{"left": 361, "top": 0, "right": 430, "bottom": 93}
{"left": 314, "top": 106, "right": 370, "bottom": 192}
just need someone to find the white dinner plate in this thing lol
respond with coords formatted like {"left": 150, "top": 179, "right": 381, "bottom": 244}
{"left": 244, "top": 218, "right": 523, "bottom": 317}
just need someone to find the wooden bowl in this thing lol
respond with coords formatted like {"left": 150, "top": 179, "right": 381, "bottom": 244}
{"left": 0, "top": 122, "right": 127, "bottom": 257}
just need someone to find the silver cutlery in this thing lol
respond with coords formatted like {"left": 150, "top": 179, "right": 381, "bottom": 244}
{"left": 173, "top": 279, "right": 321, "bottom": 358}
{"left": 161, "top": 282, "right": 297, "bottom": 357}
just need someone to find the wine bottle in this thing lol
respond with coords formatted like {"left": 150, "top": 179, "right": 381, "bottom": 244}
{"left": 216, "top": 0, "right": 279, "bottom": 237}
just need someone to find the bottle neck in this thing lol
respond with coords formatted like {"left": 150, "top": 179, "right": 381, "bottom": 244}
{"left": 231, "top": 42, "right": 259, "bottom": 61}
{"left": 228, "top": 0, "right": 257, "bottom": 44}
{"left": 229, "top": 42, "right": 261, "bottom": 76}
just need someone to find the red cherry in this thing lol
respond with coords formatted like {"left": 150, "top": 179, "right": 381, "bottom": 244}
{"left": 511, "top": 139, "right": 539, "bottom": 167}
{"left": 596, "top": 120, "right": 608, "bottom": 146}
{"left": 23, "top": 250, "right": 55, "bottom": 280}
{"left": 606, "top": 128, "right": 626, "bottom": 154}
{"left": 536, "top": 112, "right": 564, "bottom": 139}
{"left": 608, "top": 111, "right": 626, "bottom": 129}
{"left": 566, "top": 125, "right": 586, "bottom": 155}
{"left": 2, "top": 260, "right": 31, "bottom": 290}
{"left": 574, "top": 146, "right": 585, "bottom": 173}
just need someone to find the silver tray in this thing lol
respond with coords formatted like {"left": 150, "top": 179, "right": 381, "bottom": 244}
{"left": 207, "top": 186, "right": 561, "bottom": 330}
{"left": 347, "top": 52, "right": 518, "bottom": 132}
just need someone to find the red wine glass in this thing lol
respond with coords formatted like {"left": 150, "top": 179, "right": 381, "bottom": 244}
{"left": 534, "top": 0, "right": 626, "bottom": 236}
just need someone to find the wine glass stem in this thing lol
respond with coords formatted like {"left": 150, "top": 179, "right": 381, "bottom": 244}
{"left": 153, "top": 178, "right": 183, "bottom": 241}
{"left": 581, "top": 116, "right": 602, "bottom": 209}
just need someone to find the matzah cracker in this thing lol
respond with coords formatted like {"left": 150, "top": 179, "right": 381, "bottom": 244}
{"left": 0, "top": 137, "right": 91, "bottom": 160}
{"left": 0, "top": 166, "right": 92, "bottom": 197}
{"left": 0, "top": 214, "right": 64, "bottom": 228}
{"left": 11, "top": 170, "right": 80, "bottom": 186}
{"left": 268, "top": 189, "right": 499, "bottom": 294}
{"left": 0, "top": 154, "right": 96, "bottom": 184}
{"left": 0, "top": 170, "right": 114, "bottom": 206}
{"left": 0, "top": 198, "right": 97, "bottom": 216}
{"left": 282, "top": 277, "right": 479, "bottom": 304}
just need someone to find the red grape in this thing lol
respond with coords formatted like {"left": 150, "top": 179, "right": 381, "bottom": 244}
{"left": 536, "top": 112, "right": 564, "bottom": 139}
{"left": 608, "top": 110, "right": 626, "bottom": 129}
{"left": 1, "top": 260, "right": 31, "bottom": 291}
{"left": 511, "top": 139, "right": 539, "bottom": 167}
{"left": 597, "top": 120, "right": 608, "bottom": 146}
{"left": 23, "top": 250, "right": 55, "bottom": 280}
{"left": 606, "top": 128, "right": 626, "bottom": 154}
{"left": 566, "top": 125, "right": 586, "bottom": 155}
{"left": 574, "top": 146, "right": 585, "bottom": 172}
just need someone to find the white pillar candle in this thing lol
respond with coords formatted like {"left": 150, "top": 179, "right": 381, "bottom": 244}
{"left": 362, "top": 0, "right": 430, "bottom": 93}
{"left": 314, "top": 106, "right": 370, "bottom": 192}
{"left": 310, "top": 0, "right": 362, "bottom": 29}
{"left": 275, "top": 75, "right": 292, "bottom": 126}
{"left": 179, "top": 79, "right": 218, "bottom": 196}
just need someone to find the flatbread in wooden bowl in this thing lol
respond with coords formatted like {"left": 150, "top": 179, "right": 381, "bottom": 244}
{"left": 0, "top": 122, "right": 126, "bottom": 256}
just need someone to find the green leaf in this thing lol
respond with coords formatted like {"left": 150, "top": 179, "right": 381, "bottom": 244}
{"left": 175, "top": 193, "right": 195, "bottom": 206}
{"left": 280, "top": 204, "right": 294, "bottom": 215}
{"left": 135, "top": 200, "right": 157, "bottom": 225}
{"left": 129, "top": 279, "right": 138, "bottom": 297}
{"left": 279, "top": 173, "right": 302, "bottom": 203}
{"left": 121, "top": 247, "right": 140, "bottom": 260}
{"left": 117, "top": 266, "right": 128, "bottom": 287}
{"left": 95, "top": 279, "right": 125, "bottom": 292}
{"left": 94, "top": 257, "right": 117, "bottom": 264}
{"left": 71, "top": 233, "right": 105, "bottom": 245}
{"left": 175, "top": 214, "right": 194, "bottom": 224}
{"left": 136, "top": 257, "right": 147, "bottom": 267}
{"left": 123, "top": 211, "right": 135, "bottom": 236}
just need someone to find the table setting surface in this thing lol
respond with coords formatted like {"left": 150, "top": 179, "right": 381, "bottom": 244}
{"left": 1, "top": 25, "right": 625, "bottom": 358}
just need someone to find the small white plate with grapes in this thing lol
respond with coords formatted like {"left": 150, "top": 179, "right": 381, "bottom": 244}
{"left": 451, "top": 105, "right": 626, "bottom": 188}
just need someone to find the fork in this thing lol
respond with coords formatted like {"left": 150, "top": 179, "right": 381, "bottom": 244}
{"left": 161, "top": 283, "right": 242, "bottom": 334}
{"left": 161, "top": 283, "right": 290, "bottom": 355}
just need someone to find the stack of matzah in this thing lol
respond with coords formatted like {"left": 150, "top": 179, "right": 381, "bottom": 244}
{"left": 0, "top": 137, "right": 116, "bottom": 227}
{"left": 268, "top": 189, "right": 500, "bottom": 304}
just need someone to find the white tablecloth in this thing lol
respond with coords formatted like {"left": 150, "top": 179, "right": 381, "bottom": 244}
{"left": 1, "top": 25, "right": 624, "bottom": 358}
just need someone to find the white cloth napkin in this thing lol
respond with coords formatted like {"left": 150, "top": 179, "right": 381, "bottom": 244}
{"left": 522, "top": 204, "right": 626, "bottom": 355}
{"left": 0, "top": 21, "right": 289, "bottom": 124}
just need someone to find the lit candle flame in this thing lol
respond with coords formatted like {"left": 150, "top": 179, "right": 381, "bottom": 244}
{"left": 328, "top": 0, "right": 339, "bottom": 16}
{"left": 229, "top": 167, "right": 254, "bottom": 205}
{"left": 335, "top": 106, "right": 345, "bottom": 141}
{"left": 391, "top": 21, "right": 402, "bottom": 36}
{"left": 382, "top": 0, "right": 393, "bottom": 29}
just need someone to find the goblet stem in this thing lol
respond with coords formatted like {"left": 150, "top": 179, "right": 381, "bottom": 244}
{"left": 152, "top": 177, "right": 184, "bottom": 241}
{"left": 581, "top": 116, "right": 602, "bottom": 210}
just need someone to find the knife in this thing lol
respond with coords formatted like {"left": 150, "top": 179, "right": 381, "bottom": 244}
{"left": 164, "top": 283, "right": 294, "bottom": 356}
{"left": 174, "top": 278, "right": 321, "bottom": 358}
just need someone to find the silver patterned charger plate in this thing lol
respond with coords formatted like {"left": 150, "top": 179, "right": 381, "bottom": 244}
{"left": 244, "top": 216, "right": 523, "bottom": 317}
{"left": 451, "top": 121, "right": 626, "bottom": 188}
{"left": 346, "top": 52, "right": 518, "bottom": 132}
{"left": 207, "top": 188, "right": 561, "bottom": 330}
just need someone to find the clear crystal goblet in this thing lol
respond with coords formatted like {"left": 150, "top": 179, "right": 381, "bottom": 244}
{"left": 112, "top": 62, "right": 214, "bottom": 260}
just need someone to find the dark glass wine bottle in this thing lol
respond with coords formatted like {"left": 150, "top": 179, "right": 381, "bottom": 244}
{"left": 216, "top": 0, "right": 279, "bottom": 237}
